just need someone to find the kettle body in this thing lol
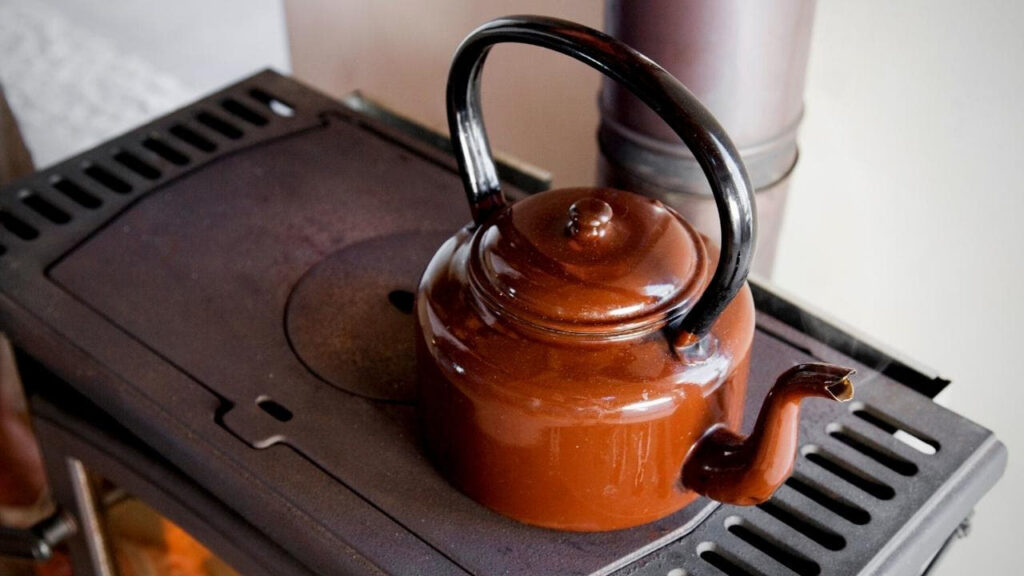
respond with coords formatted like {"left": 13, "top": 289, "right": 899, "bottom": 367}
{"left": 415, "top": 16, "right": 853, "bottom": 532}
{"left": 416, "top": 204, "right": 755, "bottom": 530}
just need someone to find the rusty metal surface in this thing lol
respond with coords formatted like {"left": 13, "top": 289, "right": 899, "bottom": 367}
{"left": 44, "top": 97, "right": 723, "bottom": 576}
{"left": 0, "top": 72, "right": 1003, "bottom": 575}
{"left": 0, "top": 71, "right": 465, "bottom": 575}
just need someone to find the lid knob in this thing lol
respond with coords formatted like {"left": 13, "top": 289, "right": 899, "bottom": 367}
{"left": 567, "top": 198, "right": 614, "bottom": 239}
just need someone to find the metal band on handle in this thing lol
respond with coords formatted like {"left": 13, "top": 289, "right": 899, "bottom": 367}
{"left": 446, "top": 15, "right": 756, "bottom": 341}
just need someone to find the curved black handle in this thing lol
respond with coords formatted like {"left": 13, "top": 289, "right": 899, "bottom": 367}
{"left": 447, "top": 15, "right": 756, "bottom": 342}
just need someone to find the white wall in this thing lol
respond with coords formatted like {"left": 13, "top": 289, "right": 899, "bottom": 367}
{"left": 778, "top": 4, "right": 1022, "bottom": 573}
{"left": 0, "top": 0, "right": 289, "bottom": 167}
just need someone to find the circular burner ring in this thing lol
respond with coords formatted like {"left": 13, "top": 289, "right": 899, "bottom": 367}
{"left": 285, "top": 231, "right": 451, "bottom": 403}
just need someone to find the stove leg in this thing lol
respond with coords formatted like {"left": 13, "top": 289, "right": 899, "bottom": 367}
{"left": 919, "top": 513, "right": 972, "bottom": 576}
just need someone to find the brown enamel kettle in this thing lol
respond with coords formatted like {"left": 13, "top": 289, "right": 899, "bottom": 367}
{"left": 415, "top": 16, "right": 855, "bottom": 532}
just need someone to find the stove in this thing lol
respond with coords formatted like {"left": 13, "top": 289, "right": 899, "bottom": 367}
{"left": 0, "top": 71, "right": 1006, "bottom": 575}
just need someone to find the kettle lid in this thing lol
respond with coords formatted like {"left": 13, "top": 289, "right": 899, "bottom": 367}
{"left": 469, "top": 187, "right": 709, "bottom": 335}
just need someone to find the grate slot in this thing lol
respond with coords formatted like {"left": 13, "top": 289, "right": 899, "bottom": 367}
{"left": 113, "top": 151, "right": 162, "bottom": 180}
{"left": 828, "top": 425, "right": 918, "bottom": 476}
{"left": 196, "top": 112, "right": 243, "bottom": 140}
{"left": 852, "top": 404, "right": 939, "bottom": 455}
{"left": 51, "top": 177, "right": 102, "bottom": 209}
{"left": 803, "top": 446, "right": 895, "bottom": 500}
{"left": 222, "top": 98, "right": 268, "bottom": 126}
{"left": 0, "top": 210, "right": 39, "bottom": 240}
{"left": 169, "top": 124, "right": 217, "bottom": 152}
{"left": 757, "top": 501, "right": 845, "bottom": 551}
{"left": 784, "top": 475, "right": 870, "bottom": 525}
{"left": 20, "top": 191, "right": 70, "bottom": 224}
{"left": 249, "top": 88, "right": 295, "bottom": 117}
{"left": 142, "top": 136, "right": 190, "bottom": 166}
{"left": 725, "top": 517, "right": 820, "bottom": 576}
{"left": 0, "top": 243, "right": 5, "bottom": 256}
{"left": 83, "top": 164, "right": 132, "bottom": 194}
{"left": 698, "top": 543, "right": 764, "bottom": 576}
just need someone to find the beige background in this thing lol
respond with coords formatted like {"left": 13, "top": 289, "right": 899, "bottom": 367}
{"left": 286, "top": 1, "right": 603, "bottom": 186}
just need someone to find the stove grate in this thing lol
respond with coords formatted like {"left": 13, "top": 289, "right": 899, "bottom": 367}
{"left": 0, "top": 80, "right": 301, "bottom": 264}
{"left": 615, "top": 358, "right": 1005, "bottom": 576}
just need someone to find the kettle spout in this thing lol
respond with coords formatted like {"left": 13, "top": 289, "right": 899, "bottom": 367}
{"left": 681, "top": 363, "right": 855, "bottom": 506}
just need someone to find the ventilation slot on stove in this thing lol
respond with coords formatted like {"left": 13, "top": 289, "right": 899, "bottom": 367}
{"left": 20, "top": 191, "right": 70, "bottom": 224}
{"left": 698, "top": 542, "right": 762, "bottom": 576}
{"left": 249, "top": 88, "right": 295, "bottom": 117}
{"left": 222, "top": 98, "right": 268, "bottom": 126}
{"left": 51, "top": 177, "right": 102, "bottom": 209}
{"left": 828, "top": 424, "right": 918, "bottom": 476}
{"left": 142, "top": 136, "right": 190, "bottom": 166}
{"left": 196, "top": 112, "right": 243, "bottom": 140}
{"left": 257, "top": 396, "right": 293, "bottom": 422}
{"left": 113, "top": 151, "right": 162, "bottom": 180}
{"left": 803, "top": 445, "right": 895, "bottom": 500}
{"left": 852, "top": 404, "right": 940, "bottom": 455}
{"left": 757, "top": 500, "right": 846, "bottom": 550}
{"left": 83, "top": 164, "right": 132, "bottom": 194}
{"left": 0, "top": 210, "right": 39, "bottom": 240}
{"left": 725, "top": 517, "right": 821, "bottom": 576}
{"left": 388, "top": 290, "right": 415, "bottom": 314}
{"left": 169, "top": 124, "right": 217, "bottom": 153}
{"left": 785, "top": 475, "right": 870, "bottom": 525}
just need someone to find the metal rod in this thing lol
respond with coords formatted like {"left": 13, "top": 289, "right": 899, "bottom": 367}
{"left": 66, "top": 458, "right": 117, "bottom": 576}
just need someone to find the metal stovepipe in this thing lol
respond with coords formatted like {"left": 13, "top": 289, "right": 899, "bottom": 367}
{"left": 600, "top": 0, "right": 816, "bottom": 276}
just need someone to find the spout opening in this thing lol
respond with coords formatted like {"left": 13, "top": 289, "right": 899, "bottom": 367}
{"left": 784, "top": 363, "right": 856, "bottom": 402}
{"left": 826, "top": 375, "right": 855, "bottom": 403}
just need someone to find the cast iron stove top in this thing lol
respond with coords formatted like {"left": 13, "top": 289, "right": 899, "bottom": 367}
{"left": 0, "top": 71, "right": 1006, "bottom": 576}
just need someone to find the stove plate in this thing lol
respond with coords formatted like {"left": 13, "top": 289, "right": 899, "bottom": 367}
{"left": 45, "top": 100, "right": 726, "bottom": 576}
{"left": 285, "top": 231, "right": 449, "bottom": 402}
{"left": 0, "top": 72, "right": 1005, "bottom": 576}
